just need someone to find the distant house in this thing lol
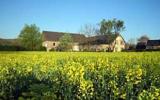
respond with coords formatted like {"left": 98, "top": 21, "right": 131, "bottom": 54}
{"left": 81, "top": 34, "right": 125, "bottom": 52}
{"left": 42, "top": 31, "right": 125, "bottom": 52}
{"left": 42, "top": 31, "right": 85, "bottom": 51}
{"left": 146, "top": 40, "right": 160, "bottom": 50}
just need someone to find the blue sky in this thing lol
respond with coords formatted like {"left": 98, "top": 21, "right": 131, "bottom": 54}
{"left": 0, "top": 0, "right": 160, "bottom": 41}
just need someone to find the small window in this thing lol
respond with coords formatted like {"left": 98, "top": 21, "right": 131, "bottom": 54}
{"left": 53, "top": 43, "right": 55, "bottom": 46}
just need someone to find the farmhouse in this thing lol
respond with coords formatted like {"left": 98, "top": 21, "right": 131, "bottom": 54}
{"left": 146, "top": 40, "right": 160, "bottom": 50}
{"left": 81, "top": 34, "right": 125, "bottom": 52}
{"left": 42, "top": 31, "right": 125, "bottom": 52}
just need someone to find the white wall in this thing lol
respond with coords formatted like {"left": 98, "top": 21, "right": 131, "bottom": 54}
{"left": 113, "top": 36, "right": 125, "bottom": 52}
{"left": 72, "top": 43, "right": 79, "bottom": 51}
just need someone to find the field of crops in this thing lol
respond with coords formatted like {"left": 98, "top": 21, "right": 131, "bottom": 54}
{"left": 0, "top": 52, "right": 160, "bottom": 100}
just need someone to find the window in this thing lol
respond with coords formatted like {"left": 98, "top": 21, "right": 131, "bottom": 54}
{"left": 53, "top": 43, "right": 55, "bottom": 46}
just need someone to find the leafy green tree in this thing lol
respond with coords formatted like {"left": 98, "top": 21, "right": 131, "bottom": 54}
{"left": 100, "top": 19, "right": 113, "bottom": 35}
{"left": 18, "top": 24, "right": 42, "bottom": 50}
{"left": 113, "top": 19, "right": 125, "bottom": 34}
{"left": 105, "top": 20, "right": 113, "bottom": 34}
{"left": 58, "top": 33, "right": 73, "bottom": 51}
{"left": 99, "top": 19, "right": 125, "bottom": 35}
{"left": 99, "top": 19, "right": 106, "bottom": 35}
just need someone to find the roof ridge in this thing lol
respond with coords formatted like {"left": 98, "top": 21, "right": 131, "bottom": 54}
{"left": 42, "top": 30, "right": 83, "bottom": 35}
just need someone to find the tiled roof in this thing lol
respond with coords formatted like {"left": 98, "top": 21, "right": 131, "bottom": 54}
{"left": 43, "top": 31, "right": 121, "bottom": 44}
{"left": 83, "top": 34, "right": 119, "bottom": 44}
{"left": 42, "top": 31, "right": 86, "bottom": 43}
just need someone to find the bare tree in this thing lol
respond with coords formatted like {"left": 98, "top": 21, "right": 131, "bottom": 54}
{"left": 127, "top": 38, "right": 136, "bottom": 50}
{"left": 80, "top": 24, "right": 97, "bottom": 37}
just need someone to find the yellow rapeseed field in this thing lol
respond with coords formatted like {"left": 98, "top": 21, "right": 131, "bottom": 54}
{"left": 0, "top": 52, "right": 160, "bottom": 100}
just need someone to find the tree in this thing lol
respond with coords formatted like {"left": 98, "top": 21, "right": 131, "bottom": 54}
{"left": 80, "top": 24, "right": 97, "bottom": 37}
{"left": 105, "top": 20, "right": 113, "bottom": 34}
{"left": 100, "top": 19, "right": 113, "bottom": 35}
{"left": 99, "top": 19, "right": 106, "bottom": 35}
{"left": 113, "top": 19, "right": 125, "bottom": 34}
{"left": 99, "top": 18, "right": 125, "bottom": 35}
{"left": 58, "top": 33, "right": 73, "bottom": 51}
{"left": 137, "top": 35, "right": 149, "bottom": 43}
{"left": 18, "top": 24, "right": 42, "bottom": 50}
